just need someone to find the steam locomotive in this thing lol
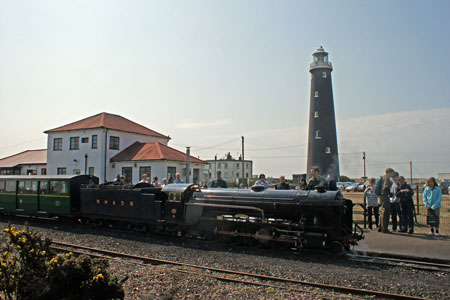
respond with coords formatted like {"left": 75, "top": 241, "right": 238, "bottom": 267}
{"left": 0, "top": 175, "right": 363, "bottom": 252}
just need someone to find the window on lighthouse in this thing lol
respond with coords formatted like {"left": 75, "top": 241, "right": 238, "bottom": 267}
{"left": 325, "top": 147, "right": 331, "bottom": 154}
{"left": 315, "top": 130, "right": 321, "bottom": 139}
{"left": 314, "top": 111, "right": 319, "bottom": 118}
{"left": 322, "top": 72, "right": 327, "bottom": 78}
{"left": 314, "top": 91, "right": 319, "bottom": 98}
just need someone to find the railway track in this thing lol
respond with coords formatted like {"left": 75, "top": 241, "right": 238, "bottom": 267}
{"left": 348, "top": 253, "right": 450, "bottom": 273}
{"left": 50, "top": 241, "right": 428, "bottom": 300}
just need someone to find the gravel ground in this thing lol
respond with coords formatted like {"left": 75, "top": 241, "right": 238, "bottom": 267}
{"left": 1, "top": 217, "right": 449, "bottom": 300}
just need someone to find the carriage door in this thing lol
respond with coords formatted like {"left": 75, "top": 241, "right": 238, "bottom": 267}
{"left": 17, "top": 180, "right": 38, "bottom": 213}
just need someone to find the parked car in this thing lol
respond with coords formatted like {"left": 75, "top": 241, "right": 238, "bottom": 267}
{"left": 345, "top": 183, "right": 360, "bottom": 192}
{"left": 439, "top": 181, "right": 450, "bottom": 195}
{"left": 337, "top": 182, "right": 353, "bottom": 191}
{"left": 357, "top": 181, "right": 369, "bottom": 192}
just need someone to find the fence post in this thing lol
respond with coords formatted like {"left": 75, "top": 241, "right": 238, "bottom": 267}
{"left": 416, "top": 185, "right": 420, "bottom": 215}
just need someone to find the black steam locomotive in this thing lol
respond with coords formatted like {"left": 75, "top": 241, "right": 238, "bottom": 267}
{"left": 80, "top": 183, "right": 363, "bottom": 252}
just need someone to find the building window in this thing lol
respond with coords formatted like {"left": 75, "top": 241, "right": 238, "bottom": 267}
{"left": 246, "top": 173, "right": 249, "bottom": 178}
{"left": 224, "top": 163, "right": 228, "bottom": 169}
{"left": 314, "top": 91, "right": 319, "bottom": 98}
{"left": 88, "top": 167, "right": 95, "bottom": 175}
{"left": 53, "top": 138, "right": 62, "bottom": 151}
{"left": 92, "top": 135, "right": 98, "bottom": 149}
{"left": 236, "top": 172, "right": 239, "bottom": 178}
{"left": 218, "top": 163, "right": 221, "bottom": 168}
{"left": 122, "top": 167, "right": 132, "bottom": 183}
{"left": 139, "top": 166, "right": 151, "bottom": 181}
{"left": 236, "top": 163, "right": 239, "bottom": 169}
{"left": 325, "top": 147, "right": 331, "bottom": 154}
{"left": 322, "top": 72, "right": 327, "bottom": 78}
{"left": 314, "top": 111, "right": 319, "bottom": 118}
{"left": 109, "top": 136, "right": 120, "bottom": 150}
{"left": 57, "top": 167, "right": 66, "bottom": 175}
{"left": 27, "top": 169, "right": 37, "bottom": 175}
{"left": 167, "top": 167, "right": 176, "bottom": 183}
{"left": 70, "top": 137, "right": 79, "bottom": 150}
{"left": 41, "top": 168, "right": 47, "bottom": 175}
{"left": 224, "top": 172, "right": 228, "bottom": 178}
{"left": 315, "top": 130, "right": 321, "bottom": 139}
{"left": 81, "top": 137, "right": 89, "bottom": 143}
{"left": 246, "top": 163, "right": 249, "bottom": 169}
{"left": 73, "top": 169, "right": 81, "bottom": 175}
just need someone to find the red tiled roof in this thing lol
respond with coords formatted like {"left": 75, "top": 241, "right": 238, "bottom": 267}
{"left": 110, "top": 142, "right": 205, "bottom": 164}
{"left": 0, "top": 149, "right": 47, "bottom": 168}
{"left": 44, "top": 112, "right": 169, "bottom": 139}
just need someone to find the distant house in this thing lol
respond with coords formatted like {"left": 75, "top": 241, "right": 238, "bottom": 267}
{"left": 204, "top": 153, "right": 253, "bottom": 186}
{"left": 44, "top": 112, "right": 205, "bottom": 184}
{"left": 0, "top": 149, "right": 47, "bottom": 175}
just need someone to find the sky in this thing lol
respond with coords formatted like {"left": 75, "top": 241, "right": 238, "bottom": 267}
{"left": 0, "top": 0, "right": 449, "bottom": 179}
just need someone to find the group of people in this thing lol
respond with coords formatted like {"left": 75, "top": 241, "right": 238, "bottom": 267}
{"left": 365, "top": 167, "right": 442, "bottom": 236}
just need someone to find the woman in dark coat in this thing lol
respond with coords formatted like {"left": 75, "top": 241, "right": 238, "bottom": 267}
{"left": 396, "top": 176, "right": 414, "bottom": 233}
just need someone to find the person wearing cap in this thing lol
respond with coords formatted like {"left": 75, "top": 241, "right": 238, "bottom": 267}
{"left": 211, "top": 170, "right": 227, "bottom": 188}
{"left": 254, "top": 174, "right": 269, "bottom": 189}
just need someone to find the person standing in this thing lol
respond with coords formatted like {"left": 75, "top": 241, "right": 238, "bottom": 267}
{"left": 397, "top": 176, "right": 414, "bottom": 234}
{"left": 254, "top": 174, "right": 269, "bottom": 189}
{"left": 174, "top": 173, "right": 185, "bottom": 184}
{"left": 423, "top": 177, "right": 442, "bottom": 236}
{"left": 211, "top": 171, "right": 228, "bottom": 188}
{"left": 364, "top": 177, "right": 379, "bottom": 230}
{"left": 139, "top": 174, "right": 149, "bottom": 183}
{"left": 326, "top": 174, "right": 338, "bottom": 191}
{"left": 276, "top": 176, "right": 290, "bottom": 190}
{"left": 306, "top": 166, "right": 325, "bottom": 190}
{"left": 375, "top": 168, "right": 395, "bottom": 233}
{"left": 389, "top": 172, "right": 401, "bottom": 232}
{"left": 152, "top": 176, "right": 161, "bottom": 187}
{"left": 298, "top": 177, "right": 307, "bottom": 190}
{"left": 161, "top": 178, "right": 169, "bottom": 188}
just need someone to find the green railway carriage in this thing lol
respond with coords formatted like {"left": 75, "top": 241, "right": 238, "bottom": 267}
{"left": 0, "top": 175, "right": 99, "bottom": 217}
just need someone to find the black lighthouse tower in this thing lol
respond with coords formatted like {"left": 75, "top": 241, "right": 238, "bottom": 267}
{"left": 306, "top": 46, "right": 340, "bottom": 180}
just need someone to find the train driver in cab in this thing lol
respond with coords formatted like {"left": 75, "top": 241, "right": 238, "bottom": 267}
{"left": 211, "top": 170, "right": 228, "bottom": 188}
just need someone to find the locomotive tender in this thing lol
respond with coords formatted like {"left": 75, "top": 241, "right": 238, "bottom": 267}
{"left": 0, "top": 175, "right": 363, "bottom": 252}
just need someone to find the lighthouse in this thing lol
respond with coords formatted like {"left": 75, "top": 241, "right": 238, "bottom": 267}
{"left": 306, "top": 46, "right": 340, "bottom": 180}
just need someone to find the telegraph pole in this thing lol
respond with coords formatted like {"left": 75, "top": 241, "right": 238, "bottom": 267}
{"left": 363, "top": 151, "right": 366, "bottom": 180}
{"left": 410, "top": 161, "right": 413, "bottom": 184}
{"left": 241, "top": 136, "right": 245, "bottom": 187}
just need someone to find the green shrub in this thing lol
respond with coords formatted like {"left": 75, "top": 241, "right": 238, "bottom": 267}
{"left": 0, "top": 224, "right": 125, "bottom": 300}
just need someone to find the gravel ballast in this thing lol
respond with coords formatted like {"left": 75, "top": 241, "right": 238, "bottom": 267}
{"left": 1, "top": 218, "right": 448, "bottom": 300}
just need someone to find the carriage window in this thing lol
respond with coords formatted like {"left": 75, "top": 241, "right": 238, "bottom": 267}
{"left": 18, "top": 181, "right": 26, "bottom": 193}
{"left": 49, "top": 181, "right": 68, "bottom": 195}
{"left": 30, "top": 181, "right": 38, "bottom": 193}
{"left": 39, "top": 181, "right": 48, "bottom": 194}
{"left": 0, "top": 180, "right": 4, "bottom": 192}
{"left": 5, "top": 181, "right": 16, "bottom": 192}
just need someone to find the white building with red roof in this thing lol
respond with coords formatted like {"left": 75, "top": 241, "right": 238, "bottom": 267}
{"left": 0, "top": 149, "right": 47, "bottom": 175}
{"left": 44, "top": 112, "right": 206, "bottom": 183}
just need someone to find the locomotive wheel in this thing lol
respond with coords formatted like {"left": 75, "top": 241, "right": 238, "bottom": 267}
{"left": 329, "top": 241, "right": 345, "bottom": 255}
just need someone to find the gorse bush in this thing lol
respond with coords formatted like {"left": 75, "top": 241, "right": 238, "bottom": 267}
{"left": 0, "top": 224, "right": 125, "bottom": 300}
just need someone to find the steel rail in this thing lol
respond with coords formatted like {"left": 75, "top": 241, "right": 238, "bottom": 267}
{"left": 348, "top": 254, "right": 450, "bottom": 272}
{"left": 50, "top": 245, "right": 362, "bottom": 300}
{"left": 51, "top": 241, "right": 427, "bottom": 300}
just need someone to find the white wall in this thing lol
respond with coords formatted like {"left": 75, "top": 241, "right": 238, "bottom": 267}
{"left": 47, "top": 128, "right": 170, "bottom": 182}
